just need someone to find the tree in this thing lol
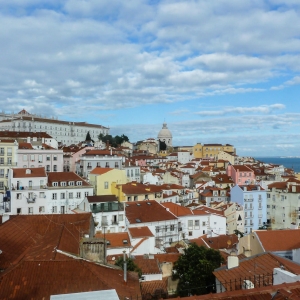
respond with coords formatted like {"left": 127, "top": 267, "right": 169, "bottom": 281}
{"left": 98, "top": 133, "right": 130, "bottom": 147}
{"left": 85, "top": 131, "right": 92, "bottom": 141}
{"left": 172, "top": 244, "right": 224, "bottom": 296}
{"left": 115, "top": 256, "right": 142, "bottom": 277}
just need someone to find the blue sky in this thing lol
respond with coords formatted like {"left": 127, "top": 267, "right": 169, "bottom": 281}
{"left": 1, "top": 0, "right": 300, "bottom": 156}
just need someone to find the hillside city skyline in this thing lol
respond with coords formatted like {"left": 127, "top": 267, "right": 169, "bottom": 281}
{"left": 0, "top": 1, "right": 299, "bottom": 157}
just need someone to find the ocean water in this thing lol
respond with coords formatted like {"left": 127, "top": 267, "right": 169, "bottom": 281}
{"left": 254, "top": 157, "right": 300, "bottom": 173}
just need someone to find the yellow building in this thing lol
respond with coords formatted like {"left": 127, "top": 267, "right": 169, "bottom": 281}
{"left": 0, "top": 139, "right": 18, "bottom": 192}
{"left": 88, "top": 167, "right": 127, "bottom": 196}
{"left": 112, "top": 181, "right": 159, "bottom": 202}
{"left": 193, "top": 143, "right": 235, "bottom": 159}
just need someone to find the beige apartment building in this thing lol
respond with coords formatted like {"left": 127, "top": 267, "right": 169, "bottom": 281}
{"left": 193, "top": 143, "right": 235, "bottom": 159}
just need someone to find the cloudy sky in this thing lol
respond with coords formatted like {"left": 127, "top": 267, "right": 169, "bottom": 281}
{"left": 1, "top": 0, "right": 300, "bottom": 156}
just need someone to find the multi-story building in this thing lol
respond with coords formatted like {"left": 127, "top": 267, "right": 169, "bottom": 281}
{"left": 162, "top": 202, "right": 226, "bottom": 239}
{"left": 227, "top": 164, "right": 255, "bottom": 185}
{"left": 193, "top": 143, "right": 235, "bottom": 159}
{"left": 0, "top": 109, "right": 109, "bottom": 146}
{"left": 0, "top": 139, "right": 18, "bottom": 191}
{"left": 267, "top": 181, "right": 300, "bottom": 229}
{"left": 7, "top": 167, "right": 48, "bottom": 215}
{"left": 223, "top": 202, "right": 244, "bottom": 234}
{"left": 47, "top": 172, "right": 93, "bottom": 214}
{"left": 230, "top": 185, "right": 267, "bottom": 234}
{"left": 4, "top": 168, "right": 93, "bottom": 215}
{"left": 88, "top": 168, "right": 127, "bottom": 195}
{"left": 199, "top": 187, "right": 229, "bottom": 206}
{"left": 79, "top": 195, "right": 125, "bottom": 233}
{"left": 125, "top": 200, "right": 178, "bottom": 250}
{"left": 76, "top": 149, "right": 124, "bottom": 178}
{"left": 17, "top": 146, "right": 64, "bottom": 172}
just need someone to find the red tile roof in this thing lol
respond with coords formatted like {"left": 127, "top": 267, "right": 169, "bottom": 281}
{"left": 95, "top": 232, "right": 131, "bottom": 248}
{"left": 129, "top": 226, "right": 154, "bottom": 238}
{"left": 87, "top": 195, "right": 118, "bottom": 203}
{"left": 162, "top": 202, "right": 193, "bottom": 217}
{"left": 89, "top": 167, "right": 113, "bottom": 175}
{"left": 0, "top": 259, "right": 140, "bottom": 299}
{"left": 12, "top": 167, "right": 47, "bottom": 178}
{"left": 0, "top": 213, "right": 93, "bottom": 270}
{"left": 213, "top": 252, "right": 300, "bottom": 292}
{"left": 47, "top": 172, "right": 91, "bottom": 186}
{"left": 254, "top": 229, "right": 300, "bottom": 251}
{"left": 125, "top": 200, "right": 177, "bottom": 224}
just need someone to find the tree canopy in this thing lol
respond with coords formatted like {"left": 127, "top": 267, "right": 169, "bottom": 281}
{"left": 172, "top": 244, "right": 224, "bottom": 296}
{"left": 98, "top": 133, "right": 129, "bottom": 147}
{"left": 115, "top": 256, "right": 142, "bottom": 277}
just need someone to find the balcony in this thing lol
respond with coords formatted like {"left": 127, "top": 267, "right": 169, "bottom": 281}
{"left": 27, "top": 198, "right": 36, "bottom": 203}
{"left": 13, "top": 185, "right": 47, "bottom": 191}
{"left": 90, "top": 202, "right": 124, "bottom": 214}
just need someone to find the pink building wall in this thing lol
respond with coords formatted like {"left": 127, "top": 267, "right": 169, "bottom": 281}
{"left": 227, "top": 165, "right": 255, "bottom": 185}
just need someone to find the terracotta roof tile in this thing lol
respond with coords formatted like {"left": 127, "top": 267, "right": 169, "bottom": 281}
{"left": 255, "top": 229, "right": 300, "bottom": 251}
{"left": 125, "top": 200, "right": 177, "bottom": 224}
{"left": 89, "top": 167, "right": 113, "bottom": 175}
{"left": 162, "top": 202, "right": 193, "bottom": 217}
{"left": 12, "top": 167, "right": 47, "bottom": 178}
{"left": 47, "top": 172, "right": 91, "bottom": 186}
{"left": 0, "top": 260, "right": 140, "bottom": 299}
{"left": 129, "top": 226, "right": 154, "bottom": 238}
{"left": 87, "top": 195, "right": 118, "bottom": 203}
{"left": 95, "top": 232, "right": 131, "bottom": 248}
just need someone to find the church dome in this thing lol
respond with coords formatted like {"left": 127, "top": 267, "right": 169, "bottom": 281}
{"left": 158, "top": 122, "right": 172, "bottom": 139}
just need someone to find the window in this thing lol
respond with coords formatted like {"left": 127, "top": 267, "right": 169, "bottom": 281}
{"left": 52, "top": 193, "right": 57, "bottom": 200}
{"left": 170, "top": 224, "right": 175, "bottom": 231}
{"left": 188, "top": 231, "right": 193, "bottom": 236}
{"left": 39, "top": 192, "right": 45, "bottom": 198}
{"left": 16, "top": 193, "right": 22, "bottom": 200}
{"left": 39, "top": 206, "right": 45, "bottom": 213}
{"left": 30, "top": 155, "right": 35, "bottom": 162}
{"left": 188, "top": 220, "right": 193, "bottom": 228}
{"left": 156, "top": 226, "right": 160, "bottom": 233}
{"left": 53, "top": 165, "right": 57, "bottom": 172}
{"left": 60, "top": 193, "right": 65, "bottom": 199}
{"left": 69, "top": 192, "right": 73, "bottom": 199}
{"left": 7, "top": 148, "right": 12, "bottom": 156}
{"left": 202, "top": 221, "right": 206, "bottom": 226}
{"left": 53, "top": 155, "right": 57, "bottom": 161}
{"left": 17, "top": 208, "right": 21, "bottom": 214}
{"left": 195, "top": 220, "right": 199, "bottom": 227}
{"left": 119, "top": 214, "right": 123, "bottom": 221}
{"left": 46, "top": 165, "right": 50, "bottom": 172}
{"left": 76, "top": 192, "right": 81, "bottom": 198}
{"left": 104, "top": 181, "right": 109, "bottom": 189}
{"left": 84, "top": 191, "right": 89, "bottom": 196}
{"left": 68, "top": 181, "right": 74, "bottom": 186}
{"left": 46, "top": 155, "right": 50, "bottom": 161}
{"left": 23, "top": 154, "right": 28, "bottom": 161}
{"left": 52, "top": 182, "right": 58, "bottom": 187}
{"left": 52, "top": 206, "right": 57, "bottom": 213}
{"left": 28, "top": 207, "right": 33, "bottom": 214}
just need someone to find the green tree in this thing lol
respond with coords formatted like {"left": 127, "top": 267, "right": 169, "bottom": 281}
{"left": 98, "top": 134, "right": 130, "bottom": 147}
{"left": 115, "top": 256, "right": 142, "bottom": 277}
{"left": 172, "top": 244, "right": 224, "bottom": 296}
{"left": 85, "top": 131, "right": 92, "bottom": 141}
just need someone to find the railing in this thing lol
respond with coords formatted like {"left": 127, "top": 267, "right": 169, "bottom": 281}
{"left": 90, "top": 202, "right": 124, "bottom": 214}
{"left": 12, "top": 185, "right": 47, "bottom": 191}
{"left": 27, "top": 198, "right": 36, "bottom": 203}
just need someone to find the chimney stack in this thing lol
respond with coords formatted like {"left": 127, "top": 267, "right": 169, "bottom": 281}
{"left": 123, "top": 250, "right": 127, "bottom": 283}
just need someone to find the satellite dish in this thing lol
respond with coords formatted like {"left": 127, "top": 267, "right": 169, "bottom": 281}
{"left": 112, "top": 256, "right": 115, "bottom": 261}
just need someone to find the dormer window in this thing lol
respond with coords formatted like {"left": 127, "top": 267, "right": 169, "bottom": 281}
{"left": 61, "top": 182, "right": 66, "bottom": 186}
{"left": 76, "top": 181, "right": 82, "bottom": 186}
{"left": 52, "top": 182, "right": 58, "bottom": 187}
{"left": 68, "top": 181, "right": 74, "bottom": 186}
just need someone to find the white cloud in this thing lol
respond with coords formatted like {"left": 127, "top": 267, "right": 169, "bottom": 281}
{"left": 195, "top": 104, "right": 286, "bottom": 116}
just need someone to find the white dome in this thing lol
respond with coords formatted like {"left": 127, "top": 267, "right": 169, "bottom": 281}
{"left": 158, "top": 123, "right": 172, "bottom": 139}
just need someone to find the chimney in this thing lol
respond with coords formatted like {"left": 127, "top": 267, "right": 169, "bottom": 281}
{"left": 292, "top": 185, "right": 296, "bottom": 193}
{"left": 227, "top": 255, "right": 239, "bottom": 269}
{"left": 27, "top": 137, "right": 30, "bottom": 143}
